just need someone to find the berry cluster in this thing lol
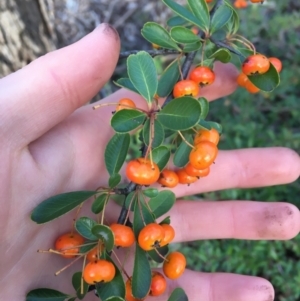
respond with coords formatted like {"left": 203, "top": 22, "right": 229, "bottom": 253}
{"left": 234, "top": 0, "right": 264, "bottom": 9}
{"left": 237, "top": 55, "right": 282, "bottom": 93}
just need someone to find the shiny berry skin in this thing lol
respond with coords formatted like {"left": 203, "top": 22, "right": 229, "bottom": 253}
{"left": 54, "top": 232, "right": 84, "bottom": 258}
{"left": 126, "top": 158, "right": 160, "bottom": 186}
{"left": 116, "top": 98, "right": 136, "bottom": 112}
{"left": 194, "top": 128, "right": 220, "bottom": 145}
{"left": 176, "top": 168, "right": 198, "bottom": 185}
{"left": 189, "top": 141, "right": 218, "bottom": 170}
{"left": 138, "top": 223, "right": 165, "bottom": 251}
{"left": 163, "top": 252, "right": 186, "bottom": 280}
{"left": 125, "top": 278, "right": 146, "bottom": 301}
{"left": 83, "top": 259, "right": 115, "bottom": 284}
{"left": 160, "top": 224, "right": 175, "bottom": 247}
{"left": 157, "top": 169, "right": 179, "bottom": 188}
{"left": 245, "top": 80, "right": 260, "bottom": 94}
{"left": 184, "top": 163, "right": 210, "bottom": 178}
{"left": 250, "top": 0, "right": 264, "bottom": 2}
{"left": 234, "top": 0, "right": 248, "bottom": 8}
{"left": 242, "top": 54, "right": 270, "bottom": 75}
{"left": 206, "top": 0, "right": 213, "bottom": 2}
{"left": 110, "top": 223, "right": 135, "bottom": 248}
{"left": 86, "top": 244, "right": 104, "bottom": 262}
{"left": 173, "top": 80, "right": 199, "bottom": 98}
{"left": 150, "top": 271, "right": 167, "bottom": 296}
{"left": 269, "top": 57, "right": 282, "bottom": 73}
{"left": 236, "top": 73, "right": 249, "bottom": 87}
{"left": 189, "top": 66, "right": 215, "bottom": 86}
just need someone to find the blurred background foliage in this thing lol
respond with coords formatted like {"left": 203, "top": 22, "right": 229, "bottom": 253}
{"left": 0, "top": 0, "right": 299, "bottom": 300}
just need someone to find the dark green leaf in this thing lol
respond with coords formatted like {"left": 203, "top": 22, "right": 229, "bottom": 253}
{"left": 198, "top": 97, "right": 209, "bottom": 119}
{"left": 209, "top": 48, "right": 231, "bottom": 63}
{"left": 111, "top": 109, "right": 146, "bottom": 133}
{"left": 201, "top": 59, "right": 215, "bottom": 68}
{"left": 133, "top": 194, "right": 155, "bottom": 237}
{"left": 114, "top": 78, "right": 139, "bottom": 94}
{"left": 67, "top": 298, "right": 76, "bottom": 301}
{"left": 31, "top": 191, "right": 97, "bottom": 224}
{"left": 167, "top": 15, "right": 188, "bottom": 27}
{"left": 167, "top": 287, "right": 188, "bottom": 301}
{"left": 170, "top": 26, "right": 202, "bottom": 44}
{"left": 173, "top": 134, "right": 193, "bottom": 167}
{"left": 79, "top": 243, "right": 97, "bottom": 254}
{"left": 187, "top": 0, "right": 210, "bottom": 32}
{"left": 143, "top": 119, "right": 165, "bottom": 148}
{"left": 248, "top": 63, "right": 280, "bottom": 92}
{"left": 72, "top": 272, "right": 89, "bottom": 300}
{"left": 210, "top": 5, "right": 233, "bottom": 34}
{"left": 91, "top": 194, "right": 108, "bottom": 214}
{"left": 152, "top": 146, "right": 171, "bottom": 171}
{"left": 163, "top": 0, "right": 207, "bottom": 29}
{"left": 182, "top": 41, "right": 202, "bottom": 52}
{"left": 91, "top": 225, "right": 114, "bottom": 252}
{"left": 75, "top": 217, "right": 98, "bottom": 241}
{"left": 143, "top": 188, "right": 159, "bottom": 198}
{"left": 132, "top": 245, "right": 151, "bottom": 299}
{"left": 124, "top": 191, "right": 137, "bottom": 211}
{"left": 95, "top": 255, "right": 125, "bottom": 300}
{"left": 105, "top": 297, "right": 125, "bottom": 301}
{"left": 157, "top": 97, "right": 201, "bottom": 130}
{"left": 157, "top": 59, "right": 181, "bottom": 98}
{"left": 159, "top": 216, "right": 171, "bottom": 225}
{"left": 204, "top": 121, "right": 223, "bottom": 134}
{"left": 105, "top": 133, "right": 130, "bottom": 175}
{"left": 127, "top": 51, "right": 158, "bottom": 103}
{"left": 148, "top": 245, "right": 169, "bottom": 263}
{"left": 141, "top": 22, "right": 181, "bottom": 50}
{"left": 198, "top": 119, "right": 212, "bottom": 130}
{"left": 225, "top": 2, "right": 239, "bottom": 35}
{"left": 26, "top": 288, "right": 70, "bottom": 301}
{"left": 148, "top": 190, "right": 176, "bottom": 218}
{"left": 109, "top": 174, "right": 121, "bottom": 188}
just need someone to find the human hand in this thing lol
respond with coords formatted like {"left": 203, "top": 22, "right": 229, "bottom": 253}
{"left": 0, "top": 23, "right": 299, "bottom": 301}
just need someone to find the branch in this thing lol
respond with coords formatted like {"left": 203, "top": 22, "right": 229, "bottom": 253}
{"left": 119, "top": 49, "right": 180, "bottom": 59}
{"left": 210, "top": 37, "right": 245, "bottom": 59}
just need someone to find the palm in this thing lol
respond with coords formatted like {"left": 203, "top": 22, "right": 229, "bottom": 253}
{"left": 0, "top": 25, "right": 299, "bottom": 301}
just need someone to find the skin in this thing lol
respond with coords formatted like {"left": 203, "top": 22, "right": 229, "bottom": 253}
{"left": 0, "top": 23, "right": 299, "bottom": 301}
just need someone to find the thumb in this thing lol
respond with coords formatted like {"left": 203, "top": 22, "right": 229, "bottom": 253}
{"left": 0, "top": 23, "right": 120, "bottom": 148}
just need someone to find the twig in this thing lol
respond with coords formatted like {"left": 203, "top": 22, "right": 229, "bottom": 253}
{"left": 119, "top": 49, "right": 180, "bottom": 59}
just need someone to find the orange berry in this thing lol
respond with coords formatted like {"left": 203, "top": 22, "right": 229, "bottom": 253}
{"left": 189, "top": 66, "right": 215, "bottom": 86}
{"left": 83, "top": 260, "right": 115, "bottom": 284}
{"left": 194, "top": 128, "right": 220, "bottom": 145}
{"left": 242, "top": 54, "right": 270, "bottom": 75}
{"left": 116, "top": 98, "right": 136, "bottom": 112}
{"left": 150, "top": 271, "right": 167, "bottom": 296}
{"left": 138, "top": 223, "right": 165, "bottom": 251}
{"left": 160, "top": 224, "right": 175, "bottom": 247}
{"left": 125, "top": 278, "right": 146, "bottom": 301}
{"left": 163, "top": 252, "right": 186, "bottom": 280}
{"left": 86, "top": 244, "right": 104, "bottom": 262}
{"left": 184, "top": 163, "right": 210, "bottom": 178}
{"left": 269, "top": 57, "right": 282, "bottom": 73}
{"left": 110, "top": 223, "right": 135, "bottom": 248}
{"left": 173, "top": 80, "right": 199, "bottom": 98}
{"left": 236, "top": 73, "right": 249, "bottom": 87}
{"left": 54, "top": 232, "right": 84, "bottom": 259}
{"left": 245, "top": 80, "right": 260, "bottom": 94}
{"left": 157, "top": 169, "right": 179, "bottom": 188}
{"left": 176, "top": 169, "right": 198, "bottom": 185}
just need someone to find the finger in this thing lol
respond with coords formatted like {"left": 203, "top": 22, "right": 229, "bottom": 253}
{"left": 171, "top": 148, "right": 300, "bottom": 197}
{"left": 169, "top": 201, "right": 300, "bottom": 242}
{"left": 0, "top": 23, "right": 120, "bottom": 148}
{"left": 152, "top": 270, "right": 275, "bottom": 301}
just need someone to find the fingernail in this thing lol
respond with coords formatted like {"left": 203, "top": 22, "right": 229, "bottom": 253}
{"left": 94, "top": 23, "right": 119, "bottom": 41}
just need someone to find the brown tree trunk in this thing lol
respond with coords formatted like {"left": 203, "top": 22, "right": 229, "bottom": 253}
{"left": 0, "top": 0, "right": 57, "bottom": 77}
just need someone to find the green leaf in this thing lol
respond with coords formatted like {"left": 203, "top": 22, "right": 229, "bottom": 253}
{"left": 247, "top": 63, "right": 280, "bottom": 92}
{"left": 198, "top": 119, "right": 212, "bottom": 130}
{"left": 114, "top": 78, "right": 139, "bottom": 94}
{"left": 225, "top": 1, "right": 239, "bottom": 35}
{"left": 124, "top": 192, "right": 137, "bottom": 211}
{"left": 111, "top": 109, "right": 146, "bottom": 133}
{"left": 72, "top": 272, "right": 89, "bottom": 300}
{"left": 167, "top": 287, "right": 188, "bottom": 301}
{"left": 157, "top": 59, "right": 181, "bottom": 98}
{"left": 198, "top": 97, "right": 209, "bottom": 119}
{"left": 209, "top": 48, "right": 231, "bottom": 63}
{"left": 148, "top": 190, "right": 176, "bottom": 218}
{"left": 182, "top": 41, "right": 202, "bottom": 52}
{"left": 31, "top": 191, "right": 97, "bottom": 224}
{"left": 79, "top": 243, "right": 97, "bottom": 254}
{"left": 91, "top": 225, "right": 114, "bottom": 252}
{"left": 167, "top": 15, "right": 188, "bottom": 27}
{"left": 187, "top": 0, "right": 210, "bottom": 32}
{"left": 201, "top": 59, "right": 215, "bottom": 68}
{"left": 91, "top": 194, "right": 108, "bottom": 214}
{"left": 75, "top": 217, "right": 98, "bottom": 241}
{"left": 132, "top": 245, "right": 152, "bottom": 299}
{"left": 143, "top": 119, "right": 165, "bottom": 148}
{"left": 143, "top": 188, "right": 159, "bottom": 198}
{"left": 67, "top": 298, "right": 76, "bottom": 301}
{"left": 170, "top": 26, "right": 202, "bottom": 44}
{"left": 109, "top": 174, "right": 121, "bottom": 188}
{"left": 173, "top": 134, "right": 193, "bottom": 167}
{"left": 95, "top": 255, "right": 125, "bottom": 300}
{"left": 152, "top": 146, "right": 171, "bottom": 171}
{"left": 148, "top": 245, "right": 169, "bottom": 263}
{"left": 210, "top": 4, "right": 233, "bottom": 34}
{"left": 141, "top": 22, "right": 181, "bottom": 50}
{"left": 157, "top": 97, "right": 201, "bottom": 130}
{"left": 133, "top": 194, "right": 155, "bottom": 237}
{"left": 105, "top": 133, "right": 130, "bottom": 175}
{"left": 105, "top": 297, "right": 125, "bottom": 301}
{"left": 26, "top": 288, "right": 70, "bottom": 301}
{"left": 159, "top": 216, "right": 171, "bottom": 225}
{"left": 163, "top": 0, "right": 207, "bottom": 29}
{"left": 204, "top": 121, "right": 223, "bottom": 134}
{"left": 127, "top": 51, "right": 158, "bottom": 103}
